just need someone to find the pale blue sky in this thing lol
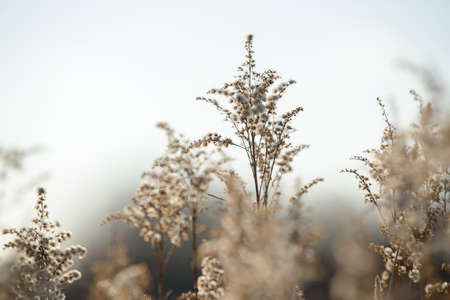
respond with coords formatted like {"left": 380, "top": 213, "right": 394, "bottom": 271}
{"left": 1, "top": 1, "right": 449, "bottom": 244}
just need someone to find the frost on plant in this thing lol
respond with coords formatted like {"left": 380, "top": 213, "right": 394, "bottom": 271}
{"left": 2, "top": 187, "right": 86, "bottom": 299}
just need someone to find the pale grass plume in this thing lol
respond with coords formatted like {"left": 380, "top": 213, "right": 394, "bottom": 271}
{"left": 198, "top": 171, "right": 318, "bottom": 300}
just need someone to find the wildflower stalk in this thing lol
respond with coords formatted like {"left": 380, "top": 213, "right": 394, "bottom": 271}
{"left": 105, "top": 123, "right": 225, "bottom": 298}
{"left": 344, "top": 91, "right": 450, "bottom": 299}
{"left": 2, "top": 187, "right": 86, "bottom": 299}
{"left": 194, "top": 34, "right": 315, "bottom": 208}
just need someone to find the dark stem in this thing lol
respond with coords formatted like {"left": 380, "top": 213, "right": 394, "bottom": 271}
{"left": 207, "top": 193, "right": 225, "bottom": 201}
{"left": 158, "top": 237, "right": 165, "bottom": 300}
{"left": 246, "top": 52, "right": 261, "bottom": 207}
{"left": 419, "top": 278, "right": 425, "bottom": 300}
{"left": 250, "top": 132, "right": 261, "bottom": 207}
{"left": 261, "top": 123, "right": 286, "bottom": 206}
{"left": 191, "top": 207, "right": 199, "bottom": 300}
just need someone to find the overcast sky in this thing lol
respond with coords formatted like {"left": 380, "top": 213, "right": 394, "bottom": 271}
{"left": 1, "top": 0, "right": 449, "bottom": 245}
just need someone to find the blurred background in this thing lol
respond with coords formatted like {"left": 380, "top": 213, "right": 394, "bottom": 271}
{"left": 1, "top": 1, "right": 450, "bottom": 298}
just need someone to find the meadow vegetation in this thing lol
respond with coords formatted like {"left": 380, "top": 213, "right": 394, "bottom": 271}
{"left": 0, "top": 35, "right": 448, "bottom": 300}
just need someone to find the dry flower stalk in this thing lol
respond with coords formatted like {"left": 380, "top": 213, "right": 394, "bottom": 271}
{"left": 343, "top": 92, "right": 450, "bottom": 299}
{"left": 194, "top": 34, "right": 321, "bottom": 207}
{"left": 103, "top": 123, "right": 226, "bottom": 300}
{"left": 2, "top": 187, "right": 86, "bottom": 299}
{"left": 180, "top": 35, "right": 322, "bottom": 300}
{"left": 178, "top": 256, "right": 225, "bottom": 300}
{"left": 199, "top": 172, "right": 318, "bottom": 300}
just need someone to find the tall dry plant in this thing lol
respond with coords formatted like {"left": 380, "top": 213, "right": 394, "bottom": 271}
{"left": 193, "top": 35, "right": 321, "bottom": 207}
{"left": 0, "top": 146, "right": 42, "bottom": 299}
{"left": 88, "top": 237, "right": 152, "bottom": 300}
{"left": 106, "top": 34, "right": 321, "bottom": 300}
{"left": 197, "top": 171, "right": 319, "bottom": 300}
{"left": 342, "top": 92, "right": 450, "bottom": 300}
{"left": 103, "top": 123, "right": 226, "bottom": 300}
{"left": 1, "top": 187, "right": 87, "bottom": 299}
{"left": 177, "top": 34, "right": 322, "bottom": 300}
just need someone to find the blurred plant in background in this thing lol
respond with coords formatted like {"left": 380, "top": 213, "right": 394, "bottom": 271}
{"left": 342, "top": 91, "right": 449, "bottom": 299}
{"left": 88, "top": 235, "right": 152, "bottom": 300}
{"left": 196, "top": 171, "right": 319, "bottom": 300}
{"left": 0, "top": 146, "right": 47, "bottom": 298}
{"left": 0, "top": 145, "right": 45, "bottom": 221}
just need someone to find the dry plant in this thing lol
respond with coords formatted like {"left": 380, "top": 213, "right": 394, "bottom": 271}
{"left": 342, "top": 92, "right": 450, "bottom": 299}
{"left": 193, "top": 34, "right": 322, "bottom": 207}
{"left": 104, "top": 35, "right": 322, "bottom": 300}
{"left": 0, "top": 146, "right": 42, "bottom": 298}
{"left": 0, "top": 145, "right": 43, "bottom": 213}
{"left": 330, "top": 216, "right": 379, "bottom": 300}
{"left": 174, "top": 35, "right": 322, "bottom": 300}
{"left": 0, "top": 146, "right": 41, "bottom": 180}
{"left": 1, "top": 187, "right": 87, "bottom": 299}
{"left": 178, "top": 256, "right": 224, "bottom": 300}
{"left": 88, "top": 237, "right": 152, "bottom": 300}
{"left": 194, "top": 171, "right": 319, "bottom": 300}
{"left": 103, "top": 123, "right": 226, "bottom": 300}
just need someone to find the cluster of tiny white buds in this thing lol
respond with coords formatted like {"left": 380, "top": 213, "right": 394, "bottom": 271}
{"left": 197, "top": 256, "right": 225, "bottom": 300}
{"left": 2, "top": 187, "right": 86, "bottom": 299}
{"left": 425, "top": 281, "right": 449, "bottom": 298}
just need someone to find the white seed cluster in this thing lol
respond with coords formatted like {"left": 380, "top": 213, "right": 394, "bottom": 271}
{"left": 197, "top": 256, "right": 224, "bottom": 300}
{"left": 2, "top": 187, "right": 86, "bottom": 299}
{"left": 104, "top": 123, "right": 226, "bottom": 248}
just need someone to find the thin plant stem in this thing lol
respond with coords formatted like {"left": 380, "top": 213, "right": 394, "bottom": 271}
{"left": 386, "top": 250, "right": 399, "bottom": 300}
{"left": 158, "top": 237, "right": 165, "bottom": 300}
{"left": 191, "top": 206, "right": 199, "bottom": 300}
